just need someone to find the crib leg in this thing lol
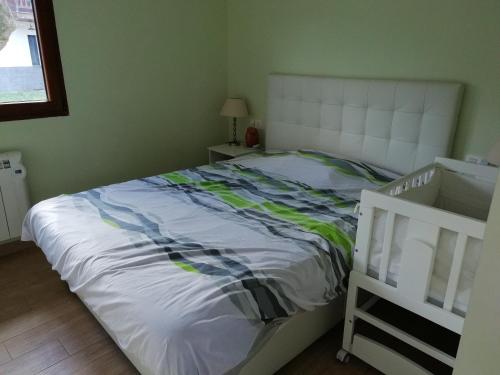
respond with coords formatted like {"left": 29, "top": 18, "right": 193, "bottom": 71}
{"left": 336, "top": 348, "right": 350, "bottom": 363}
{"left": 342, "top": 276, "right": 359, "bottom": 353}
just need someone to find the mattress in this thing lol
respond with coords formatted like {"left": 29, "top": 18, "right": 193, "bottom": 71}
{"left": 22, "top": 150, "right": 395, "bottom": 375}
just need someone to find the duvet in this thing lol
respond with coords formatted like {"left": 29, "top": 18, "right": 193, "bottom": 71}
{"left": 22, "top": 150, "right": 394, "bottom": 374}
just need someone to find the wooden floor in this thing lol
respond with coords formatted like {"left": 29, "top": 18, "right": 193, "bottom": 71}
{"left": 0, "top": 243, "right": 379, "bottom": 375}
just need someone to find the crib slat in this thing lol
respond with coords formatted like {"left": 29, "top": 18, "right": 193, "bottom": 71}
{"left": 398, "top": 219, "right": 440, "bottom": 302}
{"left": 443, "top": 233, "right": 468, "bottom": 311}
{"left": 378, "top": 211, "right": 395, "bottom": 283}
{"left": 353, "top": 203, "right": 375, "bottom": 274}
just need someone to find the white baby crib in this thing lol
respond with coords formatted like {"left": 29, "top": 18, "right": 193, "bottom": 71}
{"left": 338, "top": 158, "right": 498, "bottom": 374}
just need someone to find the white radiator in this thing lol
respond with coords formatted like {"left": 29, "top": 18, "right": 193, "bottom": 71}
{"left": 0, "top": 151, "right": 30, "bottom": 241}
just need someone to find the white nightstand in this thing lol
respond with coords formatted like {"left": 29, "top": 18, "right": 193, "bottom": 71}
{"left": 208, "top": 144, "right": 257, "bottom": 164}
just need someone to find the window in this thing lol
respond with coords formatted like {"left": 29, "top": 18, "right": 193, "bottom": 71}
{"left": 0, "top": 0, "right": 68, "bottom": 122}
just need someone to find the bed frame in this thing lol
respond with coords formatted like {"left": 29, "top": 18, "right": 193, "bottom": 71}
{"left": 241, "top": 299, "right": 345, "bottom": 374}
{"left": 72, "top": 74, "right": 464, "bottom": 374}
{"left": 339, "top": 158, "right": 498, "bottom": 374}
{"left": 266, "top": 74, "right": 463, "bottom": 175}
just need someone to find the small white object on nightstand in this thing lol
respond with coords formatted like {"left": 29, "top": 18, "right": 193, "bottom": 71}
{"left": 208, "top": 144, "right": 257, "bottom": 164}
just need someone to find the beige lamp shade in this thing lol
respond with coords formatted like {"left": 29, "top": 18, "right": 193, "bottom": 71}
{"left": 487, "top": 140, "right": 500, "bottom": 166}
{"left": 220, "top": 98, "right": 248, "bottom": 118}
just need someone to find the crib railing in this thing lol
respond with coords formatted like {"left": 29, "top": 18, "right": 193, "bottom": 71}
{"left": 353, "top": 188, "right": 486, "bottom": 334}
{"left": 377, "top": 163, "right": 441, "bottom": 207}
{"left": 385, "top": 167, "right": 437, "bottom": 197}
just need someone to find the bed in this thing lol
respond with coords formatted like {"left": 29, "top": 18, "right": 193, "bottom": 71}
{"left": 22, "top": 74, "right": 464, "bottom": 374}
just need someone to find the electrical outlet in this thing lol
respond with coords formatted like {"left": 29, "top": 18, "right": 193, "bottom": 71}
{"left": 465, "top": 154, "right": 488, "bottom": 165}
{"left": 465, "top": 154, "right": 480, "bottom": 164}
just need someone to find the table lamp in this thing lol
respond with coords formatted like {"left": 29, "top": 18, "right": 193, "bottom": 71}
{"left": 220, "top": 98, "right": 248, "bottom": 146}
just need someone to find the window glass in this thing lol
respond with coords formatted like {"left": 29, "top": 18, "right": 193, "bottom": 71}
{"left": 0, "top": 0, "right": 47, "bottom": 104}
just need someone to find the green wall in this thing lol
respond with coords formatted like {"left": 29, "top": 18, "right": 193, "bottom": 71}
{"left": 227, "top": 0, "right": 500, "bottom": 160}
{"left": 0, "top": 0, "right": 227, "bottom": 203}
{"left": 2, "top": 0, "right": 499, "bottom": 203}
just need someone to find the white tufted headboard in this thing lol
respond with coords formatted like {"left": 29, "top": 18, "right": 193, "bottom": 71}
{"left": 266, "top": 74, "right": 463, "bottom": 175}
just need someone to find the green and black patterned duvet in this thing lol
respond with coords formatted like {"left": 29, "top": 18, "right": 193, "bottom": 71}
{"left": 23, "top": 150, "right": 395, "bottom": 375}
